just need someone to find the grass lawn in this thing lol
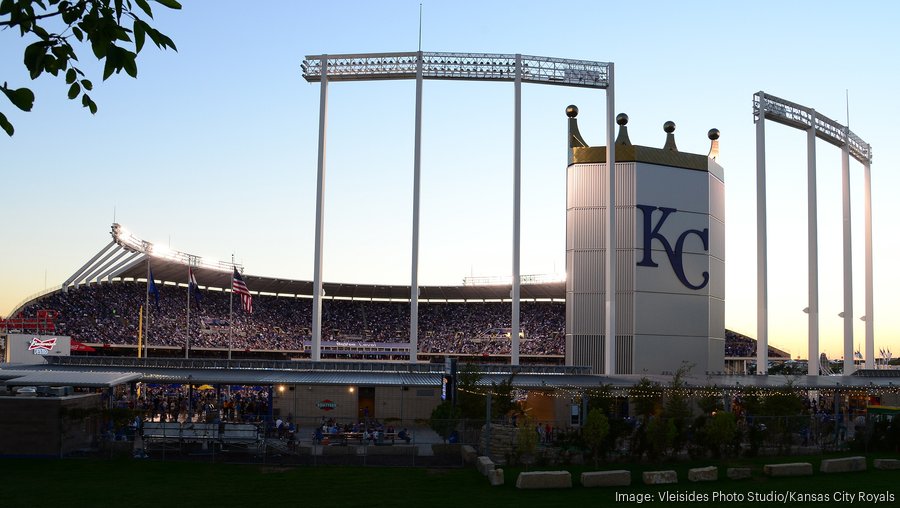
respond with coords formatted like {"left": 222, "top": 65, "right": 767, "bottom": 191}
{"left": 0, "top": 454, "right": 897, "bottom": 508}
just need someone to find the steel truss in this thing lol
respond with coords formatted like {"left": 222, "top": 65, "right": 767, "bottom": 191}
{"left": 302, "top": 52, "right": 610, "bottom": 89}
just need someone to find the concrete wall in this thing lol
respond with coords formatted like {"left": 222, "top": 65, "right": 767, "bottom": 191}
{"left": 5, "top": 334, "right": 71, "bottom": 364}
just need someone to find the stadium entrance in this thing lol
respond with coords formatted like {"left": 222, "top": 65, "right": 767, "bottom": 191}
{"left": 357, "top": 386, "right": 375, "bottom": 419}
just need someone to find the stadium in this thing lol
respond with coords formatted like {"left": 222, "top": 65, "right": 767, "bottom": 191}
{"left": 1, "top": 50, "right": 895, "bottom": 472}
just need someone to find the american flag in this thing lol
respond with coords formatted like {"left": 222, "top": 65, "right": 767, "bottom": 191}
{"left": 232, "top": 268, "right": 253, "bottom": 313}
{"left": 188, "top": 267, "right": 202, "bottom": 304}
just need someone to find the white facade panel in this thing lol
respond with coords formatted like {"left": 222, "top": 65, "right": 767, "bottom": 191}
{"left": 708, "top": 337, "right": 725, "bottom": 372}
{"left": 636, "top": 164, "right": 709, "bottom": 213}
{"left": 634, "top": 251, "right": 714, "bottom": 295}
{"left": 632, "top": 291, "right": 710, "bottom": 337}
{"left": 709, "top": 297, "right": 726, "bottom": 339}
{"left": 5, "top": 334, "right": 71, "bottom": 365}
{"left": 632, "top": 335, "right": 710, "bottom": 374}
{"left": 709, "top": 173, "right": 725, "bottom": 221}
{"left": 709, "top": 257, "right": 725, "bottom": 300}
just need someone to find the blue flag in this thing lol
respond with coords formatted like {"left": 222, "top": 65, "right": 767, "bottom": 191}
{"left": 148, "top": 269, "right": 160, "bottom": 311}
{"left": 188, "top": 267, "right": 203, "bottom": 305}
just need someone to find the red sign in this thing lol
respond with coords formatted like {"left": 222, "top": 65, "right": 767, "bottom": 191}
{"left": 70, "top": 340, "right": 96, "bottom": 352}
{"left": 316, "top": 399, "right": 336, "bottom": 411}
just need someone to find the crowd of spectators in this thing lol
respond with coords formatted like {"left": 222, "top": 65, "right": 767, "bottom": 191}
{"left": 19, "top": 281, "right": 566, "bottom": 356}
{"left": 20, "top": 281, "right": 763, "bottom": 359}
{"left": 114, "top": 384, "right": 271, "bottom": 424}
{"left": 724, "top": 329, "right": 790, "bottom": 358}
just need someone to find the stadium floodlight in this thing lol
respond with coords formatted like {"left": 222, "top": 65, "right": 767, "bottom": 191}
{"left": 753, "top": 91, "right": 874, "bottom": 375}
{"left": 109, "top": 223, "right": 241, "bottom": 274}
{"left": 302, "top": 52, "right": 610, "bottom": 89}
{"left": 151, "top": 244, "right": 173, "bottom": 259}
{"left": 302, "top": 51, "right": 615, "bottom": 370}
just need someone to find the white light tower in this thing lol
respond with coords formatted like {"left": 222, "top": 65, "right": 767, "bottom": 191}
{"left": 302, "top": 52, "right": 614, "bottom": 365}
{"left": 753, "top": 92, "right": 873, "bottom": 376}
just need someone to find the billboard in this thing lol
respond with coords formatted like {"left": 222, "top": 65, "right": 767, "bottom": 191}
{"left": 4, "top": 334, "right": 71, "bottom": 364}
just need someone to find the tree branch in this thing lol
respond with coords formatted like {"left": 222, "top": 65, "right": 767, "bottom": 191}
{"left": 0, "top": 1, "right": 85, "bottom": 28}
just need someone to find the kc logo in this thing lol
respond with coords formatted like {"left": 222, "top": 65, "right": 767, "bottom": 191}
{"left": 636, "top": 205, "right": 709, "bottom": 290}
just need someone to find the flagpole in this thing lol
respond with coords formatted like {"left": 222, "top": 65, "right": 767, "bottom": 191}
{"left": 137, "top": 305, "right": 143, "bottom": 358}
{"left": 145, "top": 259, "right": 150, "bottom": 359}
{"left": 185, "top": 264, "right": 190, "bottom": 359}
{"left": 229, "top": 255, "right": 234, "bottom": 361}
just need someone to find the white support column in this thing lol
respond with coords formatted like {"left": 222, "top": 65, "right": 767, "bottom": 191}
{"left": 841, "top": 132, "right": 854, "bottom": 375}
{"left": 409, "top": 51, "right": 423, "bottom": 363}
{"left": 185, "top": 264, "right": 190, "bottom": 359}
{"left": 311, "top": 56, "right": 329, "bottom": 362}
{"left": 864, "top": 155, "right": 874, "bottom": 369}
{"left": 511, "top": 54, "right": 522, "bottom": 367}
{"left": 62, "top": 240, "right": 115, "bottom": 290}
{"left": 603, "top": 64, "right": 616, "bottom": 375}
{"left": 756, "top": 93, "right": 768, "bottom": 376}
{"left": 807, "top": 110, "right": 819, "bottom": 376}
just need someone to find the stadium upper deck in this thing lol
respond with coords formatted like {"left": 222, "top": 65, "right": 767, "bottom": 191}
{"left": 40, "top": 223, "right": 563, "bottom": 309}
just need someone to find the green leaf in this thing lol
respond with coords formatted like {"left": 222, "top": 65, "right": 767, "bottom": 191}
{"left": 145, "top": 27, "right": 163, "bottom": 49}
{"left": 51, "top": 45, "right": 71, "bottom": 61}
{"left": 60, "top": 1, "right": 78, "bottom": 24}
{"left": 160, "top": 31, "right": 177, "bottom": 51}
{"left": 67, "top": 82, "right": 80, "bottom": 100}
{"left": 114, "top": 0, "right": 123, "bottom": 22}
{"left": 0, "top": 112, "right": 13, "bottom": 136}
{"left": 32, "top": 24, "right": 50, "bottom": 40}
{"left": 81, "top": 79, "right": 93, "bottom": 91}
{"left": 23, "top": 41, "right": 51, "bottom": 79}
{"left": 155, "top": 0, "right": 182, "bottom": 9}
{"left": 1, "top": 86, "right": 36, "bottom": 112}
{"left": 135, "top": 0, "right": 153, "bottom": 17}
{"left": 43, "top": 55, "right": 60, "bottom": 76}
{"left": 103, "top": 57, "right": 115, "bottom": 80}
{"left": 72, "top": 26, "right": 84, "bottom": 42}
{"left": 66, "top": 68, "right": 76, "bottom": 84}
{"left": 91, "top": 39, "right": 108, "bottom": 59}
{"left": 82, "top": 94, "right": 97, "bottom": 114}
{"left": 115, "top": 27, "right": 133, "bottom": 43}
{"left": 134, "top": 19, "right": 146, "bottom": 53}
{"left": 123, "top": 52, "right": 138, "bottom": 78}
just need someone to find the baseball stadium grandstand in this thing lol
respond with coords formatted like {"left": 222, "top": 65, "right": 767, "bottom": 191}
{"left": 1, "top": 223, "right": 783, "bottom": 364}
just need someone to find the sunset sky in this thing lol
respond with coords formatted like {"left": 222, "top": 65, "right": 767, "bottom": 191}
{"left": 2, "top": 1, "right": 898, "bottom": 361}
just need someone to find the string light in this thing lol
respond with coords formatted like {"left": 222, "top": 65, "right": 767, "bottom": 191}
{"left": 455, "top": 384, "right": 900, "bottom": 400}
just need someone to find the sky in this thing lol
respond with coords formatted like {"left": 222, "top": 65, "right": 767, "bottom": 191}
{"left": 2, "top": 1, "right": 899, "bottom": 361}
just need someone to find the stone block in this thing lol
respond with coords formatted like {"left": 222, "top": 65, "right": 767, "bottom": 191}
{"left": 581, "top": 470, "right": 631, "bottom": 488}
{"left": 488, "top": 468, "right": 504, "bottom": 486}
{"left": 820, "top": 456, "right": 866, "bottom": 473}
{"left": 516, "top": 471, "right": 572, "bottom": 489}
{"left": 688, "top": 466, "right": 718, "bottom": 482}
{"left": 763, "top": 462, "right": 813, "bottom": 477}
{"left": 461, "top": 445, "right": 477, "bottom": 464}
{"left": 874, "top": 459, "right": 900, "bottom": 470}
{"left": 727, "top": 467, "right": 751, "bottom": 480}
{"left": 476, "top": 456, "right": 495, "bottom": 476}
{"left": 642, "top": 470, "right": 678, "bottom": 485}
